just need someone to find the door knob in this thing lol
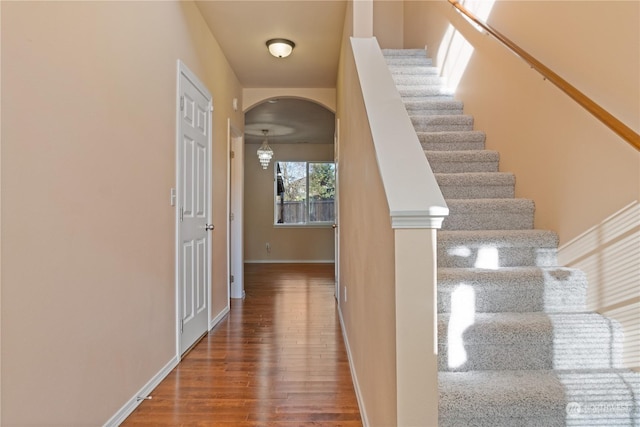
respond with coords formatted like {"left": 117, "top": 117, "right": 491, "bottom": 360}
{"left": 205, "top": 224, "right": 215, "bottom": 231}
{"left": 332, "top": 224, "right": 338, "bottom": 229}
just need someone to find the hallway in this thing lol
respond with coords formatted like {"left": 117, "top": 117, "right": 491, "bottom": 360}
{"left": 123, "top": 263, "right": 362, "bottom": 426}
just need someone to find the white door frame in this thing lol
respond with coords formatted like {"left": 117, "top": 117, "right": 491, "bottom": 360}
{"left": 228, "top": 119, "right": 245, "bottom": 299}
{"left": 175, "top": 60, "right": 213, "bottom": 358}
{"left": 334, "top": 118, "right": 341, "bottom": 304}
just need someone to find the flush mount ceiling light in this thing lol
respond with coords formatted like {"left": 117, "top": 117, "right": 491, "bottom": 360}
{"left": 257, "top": 129, "right": 274, "bottom": 169}
{"left": 266, "top": 38, "right": 295, "bottom": 58}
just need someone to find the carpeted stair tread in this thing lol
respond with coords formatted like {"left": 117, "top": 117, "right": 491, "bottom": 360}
{"left": 435, "top": 172, "right": 515, "bottom": 199}
{"left": 437, "top": 267, "right": 587, "bottom": 313}
{"left": 438, "top": 312, "right": 624, "bottom": 371}
{"left": 426, "top": 150, "right": 499, "bottom": 173}
{"left": 442, "top": 199, "right": 534, "bottom": 230}
{"left": 437, "top": 229, "right": 559, "bottom": 268}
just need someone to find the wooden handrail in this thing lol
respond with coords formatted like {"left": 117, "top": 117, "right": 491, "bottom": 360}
{"left": 448, "top": 0, "right": 640, "bottom": 151}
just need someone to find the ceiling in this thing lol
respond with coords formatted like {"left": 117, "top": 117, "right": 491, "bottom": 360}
{"left": 194, "top": 1, "right": 346, "bottom": 144}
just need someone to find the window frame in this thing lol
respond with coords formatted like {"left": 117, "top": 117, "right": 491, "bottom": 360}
{"left": 273, "top": 161, "right": 336, "bottom": 227}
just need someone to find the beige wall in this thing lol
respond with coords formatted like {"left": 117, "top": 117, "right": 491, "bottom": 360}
{"left": 373, "top": 0, "right": 404, "bottom": 49}
{"left": 404, "top": 0, "right": 640, "bottom": 369}
{"left": 244, "top": 143, "right": 335, "bottom": 262}
{"left": 0, "top": 1, "right": 3, "bottom": 419}
{"left": 243, "top": 88, "right": 337, "bottom": 113}
{"left": 335, "top": 2, "right": 398, "bottom": 424}
{"left": 1, "top": 1, "right": 242, "bottom": 424}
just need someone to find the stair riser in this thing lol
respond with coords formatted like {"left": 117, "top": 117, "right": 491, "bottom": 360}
{"left": 429, "top": 160, "right": 499, "bottom": 173}
{"left": 407, "top": 108, "right": 465, "bottom": 116}
{"left": 417, "top": 124, "right": 474, "bottom": 132}
{"left": 439, "top": 417, "right": 566, "bottom": 427}
{"left": 385, "top": 58, "right": 433, "bottom": 66}
{"left": 411, "top": 116, "right": 474, "bottom": 130}
{"left": 438, "top": 317, "right": 623, "bottom": 371}
{"left": 439, "top": 184, "right": 515, "bottom": 199}
{"left": 389, "top": 66, "right": 439, "bottom": 75}
{"left": 393, "top": 75, "right": 443, "bottom": 85}
{"left": 382, "top": 49, "right": 427, "bottom": 57}
{"left": 442, "top": 213, "right": 533, "bottom": 230}
{"left": 438, "top": 285, "right": 587, "bottom": 313}
{"left": 421, "top": 141, "right": 486, "bottom": 151}
{"left": 418, "top": 131, "right": 486, "bottom": 149}
{"left": 439, "top": 342, "right": 552, "bottom": 371}
{"left": 437, "top": 269, "right": 588, "bottom": 313}
{"left": 439, "top": 342, "right": 623, "bottom": 372}
{"left": 399, "top": 87, "right": 448, "bottom": 98}
{"left": 437, "top": 246, "right": 558, "bottom": 268}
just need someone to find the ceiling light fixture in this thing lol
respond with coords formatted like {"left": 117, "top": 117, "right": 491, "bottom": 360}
{"left": 266, "top": 38, "right": 295, "bottom": 58}
{"left": 257, "top": 129, "right": 274, "bottom": 169}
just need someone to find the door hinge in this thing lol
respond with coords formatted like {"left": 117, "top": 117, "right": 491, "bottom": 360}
{"left": 180, "top": 318, "right": 184, "bottom": 333}
{"left": 230, "top": 212, "right": 235, "bottom": 221}
{"left": 180, "top": 206, "right": 184, "bottom": 222}
{"left": 209, "top": 105, "right": 214, "bottom": 113}
{"left": 180, "top": 96, "right": 184, "bottom": 111}
{"left": 230, "top": 150, "right": 235, "bottom": 159}
{"left": 230, "top": 275, "right": 235, "bottom": 283}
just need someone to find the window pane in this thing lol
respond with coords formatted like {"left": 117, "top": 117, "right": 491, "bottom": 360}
{"left": 308, "top": 162, "right": 335, "bottom": 223}
{"left": 276, "top": 162, "right": 307, "bottom": 224}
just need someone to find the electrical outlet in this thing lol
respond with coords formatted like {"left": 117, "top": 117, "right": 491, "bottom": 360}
{"left": 266, "top": 242, "right": 271, "bottom": 253}
{"left": 344, "top": 286, "right": 347, "bottom": 302}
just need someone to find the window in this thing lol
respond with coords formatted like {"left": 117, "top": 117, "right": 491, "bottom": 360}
{"left": 275, "top": 161, "right": 335, "bottom": 225}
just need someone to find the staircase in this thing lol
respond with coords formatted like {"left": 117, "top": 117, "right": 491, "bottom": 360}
{"left": 383, "top": 49, "right": 640, "bottom": 426}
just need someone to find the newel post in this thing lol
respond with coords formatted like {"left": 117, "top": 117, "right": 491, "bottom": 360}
{"left": 393, "top": 216, "right": 442, "bottom": 426}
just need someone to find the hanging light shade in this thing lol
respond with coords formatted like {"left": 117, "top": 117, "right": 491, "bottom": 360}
{"left": 266, "top": 39, "right": 295, "bottom": 58}
{"left": 257, "top": 129, "right": 274, "bottom": 169}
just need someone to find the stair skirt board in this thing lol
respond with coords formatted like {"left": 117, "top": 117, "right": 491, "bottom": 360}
{"left": 383, "top": 49, "right": 640, "bottom": 425}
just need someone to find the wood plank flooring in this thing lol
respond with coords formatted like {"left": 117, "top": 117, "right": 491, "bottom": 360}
{"left": 123, "top": 263, "right": 362, "bottom": 426}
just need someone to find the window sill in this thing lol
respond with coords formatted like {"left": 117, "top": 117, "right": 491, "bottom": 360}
{"left": 273, "top": 223, "right": 335, "bottom": 229}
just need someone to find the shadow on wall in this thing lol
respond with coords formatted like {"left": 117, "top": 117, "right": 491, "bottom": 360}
{"left": 559, "top": 201, "right": 640, "bottom": 370}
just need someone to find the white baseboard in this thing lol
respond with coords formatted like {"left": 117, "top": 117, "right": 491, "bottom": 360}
{"left": 103, "top": 355, "right": 179, "bottom": 427}
{"left": 338, "top": 307, "right": 370, "bottom": 427}
{"left": 209, "top": 305, "right": 230, "bottom": 331}
{"left": 244, "top": 259, "right": 335, "bottom": 264}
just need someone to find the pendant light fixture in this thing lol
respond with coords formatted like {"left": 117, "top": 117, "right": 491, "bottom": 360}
{"left": 257, "top": 129, "right": 274, "bottom": 169}
{"left": 266, "top": 38, "right": 295, "bottom": 58}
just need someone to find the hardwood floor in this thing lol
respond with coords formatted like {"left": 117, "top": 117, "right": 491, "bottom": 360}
{"left": 123, "top": 263, "right": 362, "bottom": 426}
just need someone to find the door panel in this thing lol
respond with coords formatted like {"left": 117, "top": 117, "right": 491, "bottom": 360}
{"left": 178, "top": 63, "right": 212, "bottom": 355}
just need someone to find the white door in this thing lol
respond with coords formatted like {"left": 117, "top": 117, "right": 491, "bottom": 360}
{"left": 177, "top": 61, "right": 212, "bottom": 355}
